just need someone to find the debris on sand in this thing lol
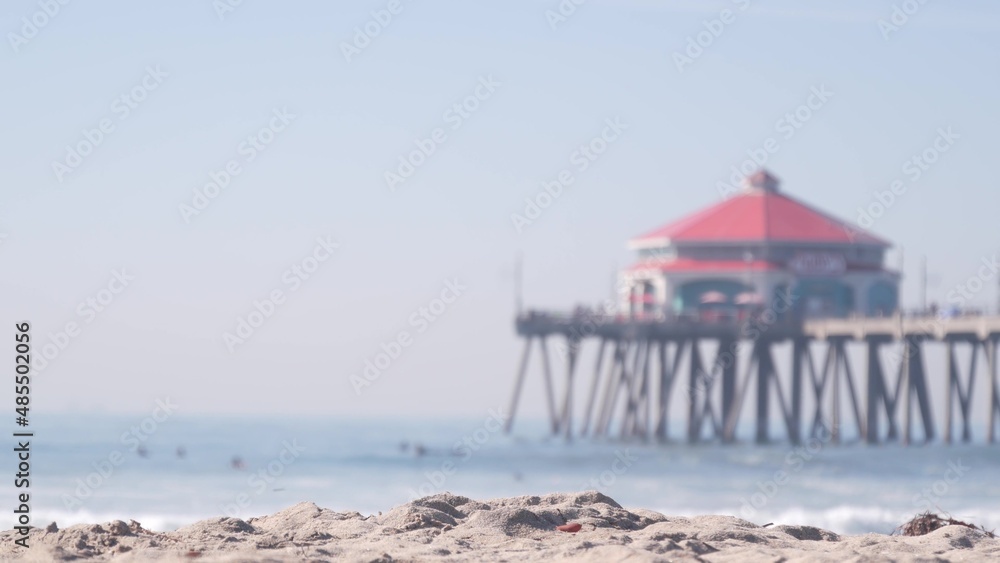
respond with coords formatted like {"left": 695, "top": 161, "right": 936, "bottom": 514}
{"left": 897, "top": 512, "right": 996, "bottom": 538}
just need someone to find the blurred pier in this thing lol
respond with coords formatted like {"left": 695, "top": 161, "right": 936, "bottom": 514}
{"left": 505, "top": 310, "right": 1000, "bottom": 446}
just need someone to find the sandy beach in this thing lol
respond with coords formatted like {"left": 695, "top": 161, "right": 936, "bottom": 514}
{"left": 2, "top": 491, "right": 997, "bottom": 562}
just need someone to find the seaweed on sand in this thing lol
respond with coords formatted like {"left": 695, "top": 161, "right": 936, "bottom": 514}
{"left": 896, "top": 512, "right": 995, "bottom": 539}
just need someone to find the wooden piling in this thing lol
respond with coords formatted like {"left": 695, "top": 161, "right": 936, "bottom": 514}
{"left": 509, "top": 312, "right": 1000, "bottom": 446}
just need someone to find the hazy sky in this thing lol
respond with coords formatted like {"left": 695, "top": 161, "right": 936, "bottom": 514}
{"left": 3, "top": 0, "right": 999, "bottom": 417}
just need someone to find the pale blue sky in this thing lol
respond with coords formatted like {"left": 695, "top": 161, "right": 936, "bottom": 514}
{"left": 2, "top": 0, "right": 999, "bottom": 416}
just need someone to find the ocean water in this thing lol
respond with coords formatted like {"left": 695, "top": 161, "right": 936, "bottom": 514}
{"left": 9, "top": 413, "right": 1000, "bottom": 535}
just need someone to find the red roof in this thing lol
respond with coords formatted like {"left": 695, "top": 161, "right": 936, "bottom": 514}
{"left": 628, "top": 259, "right": 780, "bottom": 273}
{"left": 628, "top": 258, "right": 887, "bottom": 274}
{"left": 632, "top": 173, "right": 888, "bottom": 246}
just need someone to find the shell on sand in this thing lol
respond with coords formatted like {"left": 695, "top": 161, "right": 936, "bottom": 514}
{"left": 557, "top": 522, "right": 582, "bottom": 533}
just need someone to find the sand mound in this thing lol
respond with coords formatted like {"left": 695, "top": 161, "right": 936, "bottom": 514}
{"left": 2, "top": 492, "right": 999, "bottom": 562}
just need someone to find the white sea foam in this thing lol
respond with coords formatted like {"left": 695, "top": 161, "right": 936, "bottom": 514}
{"left": 33, "top": 509, "right": 198, "bottom": 532}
